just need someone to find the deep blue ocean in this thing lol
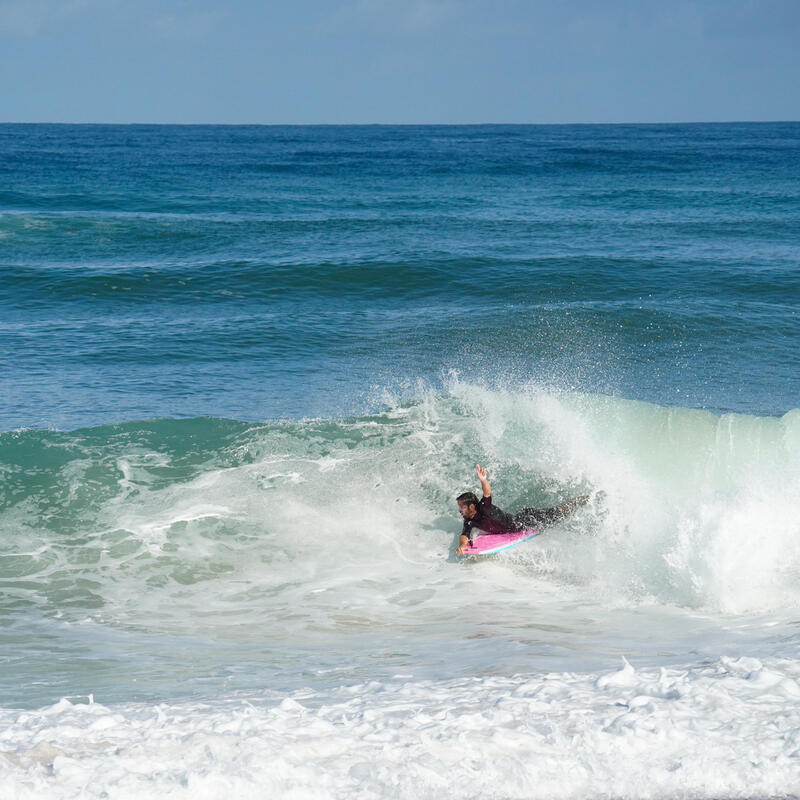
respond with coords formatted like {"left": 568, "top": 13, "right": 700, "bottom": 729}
{"left": 1, "top": 123, "right": 799, "bottom": 798}
{"left": 2, "top": 123, "right": 798, "bottom": 430}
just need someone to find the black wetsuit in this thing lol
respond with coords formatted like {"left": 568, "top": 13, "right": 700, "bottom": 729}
{"left": 461, "top": 495, "right": 575, "bottom": 542}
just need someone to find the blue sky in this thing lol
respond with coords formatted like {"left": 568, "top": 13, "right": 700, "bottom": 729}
{"left": 1, "top": 0, "right": 798, "bottom": 124}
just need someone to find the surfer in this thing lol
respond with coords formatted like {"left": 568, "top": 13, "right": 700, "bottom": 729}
{"left": 456, "top": 464, "right": 589, "bottom": 555}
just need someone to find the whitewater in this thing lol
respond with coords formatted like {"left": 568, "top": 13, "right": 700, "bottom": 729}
{"left": 1, "top": 123, "right": 799, "bottom": 798}
{"left": 2, "top": 382, "right": 799, "bottom": 798}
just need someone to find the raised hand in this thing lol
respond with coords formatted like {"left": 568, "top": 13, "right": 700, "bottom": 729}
{"left": 476, "top": 464, "right": 491, "bottom": 497}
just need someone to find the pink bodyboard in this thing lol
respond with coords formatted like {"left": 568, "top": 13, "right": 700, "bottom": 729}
{"left": 464, "top": 529, "right": 540, "bottom": 556}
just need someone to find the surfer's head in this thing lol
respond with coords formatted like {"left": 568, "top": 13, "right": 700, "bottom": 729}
{"left": 456, "top": 492, "right": 480, "bottom": 519}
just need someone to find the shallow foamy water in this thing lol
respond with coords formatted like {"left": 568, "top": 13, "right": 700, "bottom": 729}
{"left": 2, "top": 386, "right": 800, "bottom": 797}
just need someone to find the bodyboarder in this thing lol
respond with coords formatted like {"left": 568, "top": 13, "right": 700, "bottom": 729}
{"left": 456, "top": 464, "right": 589, "bottom": 555}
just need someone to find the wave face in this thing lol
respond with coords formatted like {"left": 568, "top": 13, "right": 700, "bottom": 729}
{"left": 2, "top": 386, "right": 799, "bottom": 704}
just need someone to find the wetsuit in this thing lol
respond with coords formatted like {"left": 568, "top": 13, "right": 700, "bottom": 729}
{"left": 461, "top": 495, "right": 578, "bottom": 543}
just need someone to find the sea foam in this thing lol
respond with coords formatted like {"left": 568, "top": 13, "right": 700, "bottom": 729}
{"left": 2, "top": 657, "right": 799, "bottom": 799}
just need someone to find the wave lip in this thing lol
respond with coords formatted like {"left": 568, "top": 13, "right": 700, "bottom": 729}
{"left": 455, "top": 384, "right": 800, "bottom": 614}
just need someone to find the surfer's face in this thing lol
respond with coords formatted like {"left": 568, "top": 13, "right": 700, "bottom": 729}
{"left": 457, "top": 501, "right": 477, "bottom": 520}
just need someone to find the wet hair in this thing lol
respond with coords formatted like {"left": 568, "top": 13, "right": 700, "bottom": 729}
{"left": 457, "top": 491, "right": 480, "bottom": 507}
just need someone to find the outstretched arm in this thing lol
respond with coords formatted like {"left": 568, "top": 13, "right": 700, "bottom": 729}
{"left": 476, "top": 463, "right": 491, "bottom": 497}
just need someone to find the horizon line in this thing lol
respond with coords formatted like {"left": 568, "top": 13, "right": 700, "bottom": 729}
{"left": 1, "top": 119, "right": 798, "bottom": 127}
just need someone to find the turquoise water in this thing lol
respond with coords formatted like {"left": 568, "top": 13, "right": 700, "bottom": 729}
{"left": 1, "top": 123, "right": 799, "bottom": 798}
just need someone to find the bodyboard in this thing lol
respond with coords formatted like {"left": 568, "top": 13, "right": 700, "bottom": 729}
{"left": 464, "top": 529, "right": 540, "bottom": 556}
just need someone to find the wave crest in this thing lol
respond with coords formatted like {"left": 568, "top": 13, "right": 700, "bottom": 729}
{"left": 1, "top": 385, "right": 799, "bottom": 621}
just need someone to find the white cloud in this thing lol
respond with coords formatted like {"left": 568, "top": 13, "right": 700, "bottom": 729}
{"left": 151, "top": 7, "right": 226, "bottom": 41}
{"left": 0, "top": 0, "right": 96, "bottom": 37}
{"left": 342, "top": 0, "right": 461, "bottom": 35}
{"left": 0, "top": 0, "right": 225, "bottom": 41}
{"left": 700, "top": 0, "right": 800, "bottom": 38}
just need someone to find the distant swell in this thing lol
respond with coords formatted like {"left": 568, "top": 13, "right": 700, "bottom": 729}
{"left": 3, "top": 253, "right": 799, "bottom": 307}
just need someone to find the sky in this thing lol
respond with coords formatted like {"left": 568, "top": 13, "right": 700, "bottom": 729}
{"left": 1, "top": 0, "right": 798, "bottom": 124}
